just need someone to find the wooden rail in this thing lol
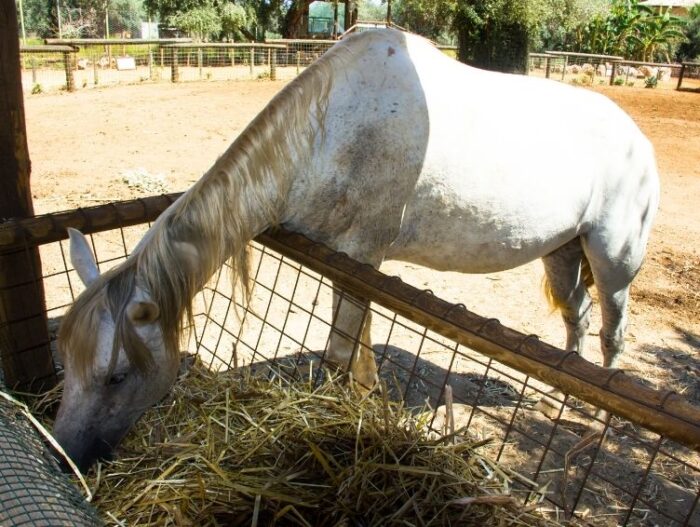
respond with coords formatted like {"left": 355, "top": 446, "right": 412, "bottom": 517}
{"left": 0, "top": 194, "right": 699, "bottom": 449}
{"left": 45, "top": 38, "right": 192, "bottom": 46}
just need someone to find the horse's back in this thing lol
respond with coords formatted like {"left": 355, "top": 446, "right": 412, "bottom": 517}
{"left": 387, "top": 32, "right": 659, "bottom": 272}
{"left": 285, "top": 30, "right": 658, "bottom": 272}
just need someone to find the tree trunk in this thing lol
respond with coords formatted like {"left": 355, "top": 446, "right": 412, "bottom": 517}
{"left": 0, "top": 0, "right": 54, "bottom": 391}
{"left": 283, "top": 0, "right": 312, "bottom": 39}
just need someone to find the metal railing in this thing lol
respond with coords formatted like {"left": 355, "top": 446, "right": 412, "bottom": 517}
{"left": 0, "top": 195, "right": 698, "bottom": 525}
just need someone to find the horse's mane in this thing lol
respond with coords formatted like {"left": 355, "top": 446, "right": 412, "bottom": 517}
{"left": 59, "top": 31, "right": 373, "bottom": 383}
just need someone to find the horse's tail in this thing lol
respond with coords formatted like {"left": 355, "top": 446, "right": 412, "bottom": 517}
{"left": 542, "top": 252, "right": 595, "bottom": 313}
{"left": 580, "top": 255, "right": 594, "bottom": 289}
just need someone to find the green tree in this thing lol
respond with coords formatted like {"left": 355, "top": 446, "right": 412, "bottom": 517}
{"left": 629, "top": 9, "right": 685, "bottom": 62}
{"left": 454, "top": 0, "right": 545, "bottom": 73}
{"left": 678, "top": 4, "right": 700, "bottom": 60}
{"left": 392, "top": 0, "right": 456, "bottom": 42}
{"left": 220, "top": 2, "right": 250, "bottom": 40}
{"left": 358, "top": 0, "right": 386, "bottom": 21}
{"left": 168, "top": 5, "right": 222, "bottom": 40}
{"left": 535, "top": 0, "right": 608, "bottom": 51}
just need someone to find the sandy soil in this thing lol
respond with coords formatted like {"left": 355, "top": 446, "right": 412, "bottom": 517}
{"left": 24, "top": 80, "right": 699, "bottom": 405}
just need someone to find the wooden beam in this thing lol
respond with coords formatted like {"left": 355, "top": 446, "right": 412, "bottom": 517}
{"left": 0, "top": 0, "right": 54, "bottom": 391}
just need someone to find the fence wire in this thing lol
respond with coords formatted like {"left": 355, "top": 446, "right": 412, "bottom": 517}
{"left": 528, "top": 53, "right": 698, "bottom": 92}
{"left": 0, "top": 211, "right": 698, "bottom": 526}
{"left": 19, "top": 39, "right": 340, "bottom": 93}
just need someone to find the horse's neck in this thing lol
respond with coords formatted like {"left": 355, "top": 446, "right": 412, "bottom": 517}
{"left": 139, "top": 147, "right": 291, "bottom": 292}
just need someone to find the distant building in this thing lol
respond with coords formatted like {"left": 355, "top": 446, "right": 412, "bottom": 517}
{"left": 639, "top": 0, "right": 699, "bottom": 16}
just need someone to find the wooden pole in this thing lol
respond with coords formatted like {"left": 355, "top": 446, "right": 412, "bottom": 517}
{"left": 63, "top": 50, "right": 75, "bottom": 91}
{"left": 171, "top": 47, "right": 179, "bottom": 83}
{"left": 676, "top": 63, "right": 686, "bottom": 91}
{"left": 270, "top": 49, "right": 277, "bottom": 81}
{"left": 0, "top": 1, "right": 54, "bottom": 391}
{"left": 610, "top": 61, "right": 616, "bottom": 85}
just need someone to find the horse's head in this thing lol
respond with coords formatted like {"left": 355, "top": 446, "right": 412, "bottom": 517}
{"left": 53, "top": 228, "right": 180, "bottom": 471}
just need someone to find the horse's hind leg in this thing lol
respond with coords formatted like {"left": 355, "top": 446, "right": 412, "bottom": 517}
{"left": 582, "top": 234, "right": 641, "bottom": 369}
{"left": 541, "top": 238, "right": 593, "bottom": 354}
{"left": 536, "top": 238, "right": 592, "bottom": 418}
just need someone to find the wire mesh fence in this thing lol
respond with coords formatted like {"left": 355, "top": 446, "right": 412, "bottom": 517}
{"left": 0, "top": 392, "right": 101, "bottom": 527}
{"left": 528, "top": 52, "right": 693, "bottom": 92}
{"left": 0, "top": 198, "right": 698, "bottom": 526}
{"left": 18, "top": 38, "right": 342, "bottom": 93}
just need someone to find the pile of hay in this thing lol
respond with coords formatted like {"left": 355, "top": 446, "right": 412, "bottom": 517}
{"left": 77, "top": 360, "right": 558, "bottom": 526}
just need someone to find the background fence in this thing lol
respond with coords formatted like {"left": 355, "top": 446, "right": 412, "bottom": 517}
{"left": 0, "top": 195, "right": 698, "bottom": 526}
{"left": 19, "top": 36, "right": 459, "bottom": 94}
{"left": 19, "top": 38, "right": 340, "bottom": 93}
{"left": 528, "top": 51, "right": 700, "bottom": 92}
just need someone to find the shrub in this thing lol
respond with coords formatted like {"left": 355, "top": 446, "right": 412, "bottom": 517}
{"left": 644, "top": 75, "right": 658, "bottom": 88}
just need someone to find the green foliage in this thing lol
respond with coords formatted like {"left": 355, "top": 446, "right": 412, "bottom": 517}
{"left": 168, "top": 5, "right": 222, "bottom": 40}
{"left": 31, "top": 83, "right": 43, "bottom": 94}
{"left": 392, "top": 0, "right": 456, "bottom": 43}
{"left": 109, "top": 0, "right": 146, "bottom": 36}
{"left": 572, "top": 0, "right": 685, "bottom": 61}
{"left": 678, "top": 4, "right": 700, "bottom": 61}
{"left": 644, "top": 75, "right": 658, "bottom": 88}
{"left": 613, "top": 76, "right": 625, "bottom": 85}
{"left": 454, "top": 0, "right": 541, "bottom": 73}
{"left": 357, "top": 0, "right": 387, "bottom": 21}
{"left": 535, "top": 0, "right": 608, "bottom": 51}
{"left": 220, "top": 3, "right": 249, "bottom": 40}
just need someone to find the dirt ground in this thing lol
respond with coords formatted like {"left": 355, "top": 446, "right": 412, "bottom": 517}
{"left": 24, "top": 80, "right": 699, "bottom": 402}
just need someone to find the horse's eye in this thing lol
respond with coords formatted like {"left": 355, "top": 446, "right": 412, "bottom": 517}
{"left": 107, "top": 373, "right": 127, "bottom": 386}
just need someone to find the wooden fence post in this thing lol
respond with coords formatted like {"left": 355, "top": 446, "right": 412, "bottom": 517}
{"left": 249, "top": 47, "right": 254, "bottom": 77}
{"left": 610, "top": 61, "right": 617, "bottom": 86}
{"left": 171, "top": 47, "right": 179, "bottom": 83}
{"left": 676, "top": 63, "right": 686, "bottom": 91}
{"left": 63, "top": 50, "right": 75, "bottom": 91}
{"left": 0, "top": 1, "right": 54, "bottom": 391}
{"left": 270, "top": 48, "right": 277, "bottom": 81}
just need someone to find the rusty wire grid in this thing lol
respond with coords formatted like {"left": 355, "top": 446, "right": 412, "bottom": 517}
{"left": 0, "top": 202, "right": 699, "bottom": 526}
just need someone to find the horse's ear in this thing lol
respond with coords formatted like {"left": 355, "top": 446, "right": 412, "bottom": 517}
{"left": 127, "top": 301, "right": 160, "bottom": 325}
{"left": 68, "top": 228, "right": 100, "bottom": 286}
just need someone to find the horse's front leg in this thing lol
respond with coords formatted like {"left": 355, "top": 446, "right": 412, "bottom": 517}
{"left": 326, "top": 289, "right": 378, "bottom": 389}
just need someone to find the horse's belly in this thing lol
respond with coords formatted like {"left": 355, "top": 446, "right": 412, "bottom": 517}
{"left": 386, "top": 189, "right": 582, "bottom": 273}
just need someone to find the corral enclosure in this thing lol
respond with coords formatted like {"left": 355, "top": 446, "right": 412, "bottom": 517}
{"left": 2, "top": 64, "right": 699, "bottom": 524}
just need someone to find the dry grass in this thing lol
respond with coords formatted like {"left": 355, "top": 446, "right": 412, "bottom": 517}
{"left": 68, "top": 358, "right": 562, "bottom": 526}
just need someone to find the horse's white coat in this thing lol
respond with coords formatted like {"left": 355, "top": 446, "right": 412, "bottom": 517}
{"left": 54, "top": 29, "right": 659, "bottom": 470}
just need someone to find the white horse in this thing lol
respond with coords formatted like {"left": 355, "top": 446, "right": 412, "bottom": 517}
{"left": 54, "top": 29, "right": 659, "bottom": 470}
